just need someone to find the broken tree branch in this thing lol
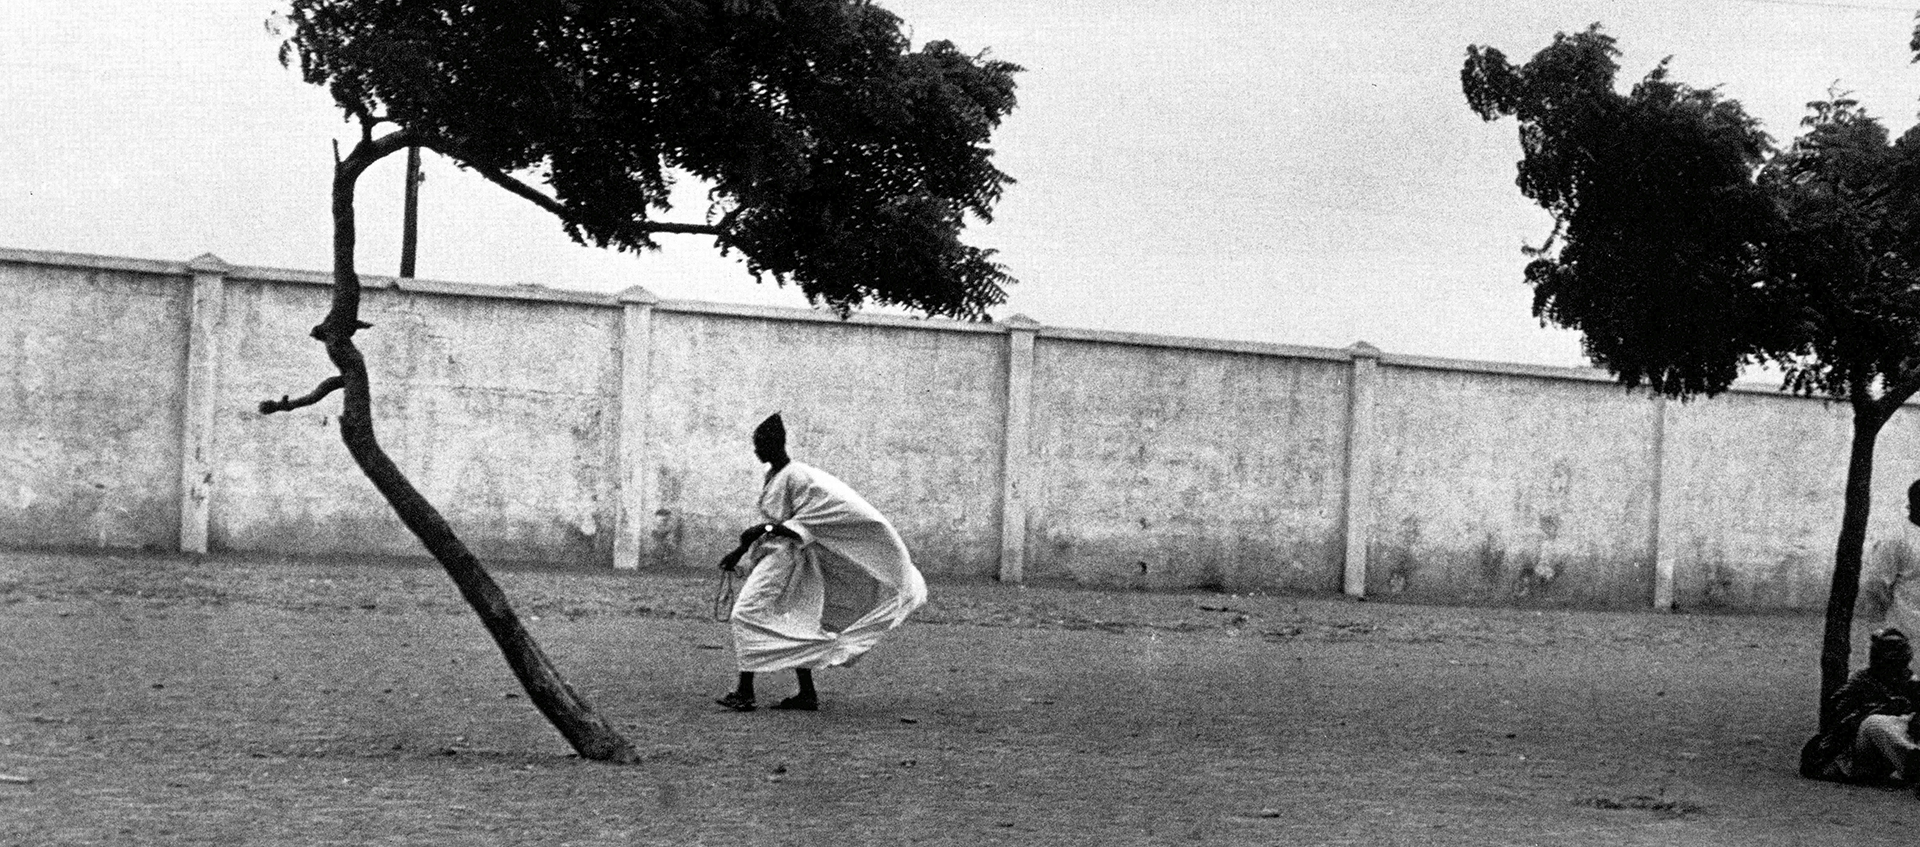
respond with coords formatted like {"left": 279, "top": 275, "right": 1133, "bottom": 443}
{"left": 258, "top": 375, "right": 347, "bottom": 415}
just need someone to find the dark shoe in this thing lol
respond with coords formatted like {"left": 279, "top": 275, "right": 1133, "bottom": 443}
{"left": 771, "top": 693, "right": 819, "bottom": 711}
{"left": 715, "top": 692, "right": 756, "bottom": 712}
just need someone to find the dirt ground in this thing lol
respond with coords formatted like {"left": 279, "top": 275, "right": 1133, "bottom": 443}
{"left": 0, "top": 549, "right": 1913, "bottom": 846}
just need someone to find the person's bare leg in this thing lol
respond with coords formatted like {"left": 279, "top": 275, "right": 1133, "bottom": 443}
{"left": 774, "top": 669, "right": 819, "bottom": 710}
{"left": 716, "top": 671, "right": 756, "bottom": 711}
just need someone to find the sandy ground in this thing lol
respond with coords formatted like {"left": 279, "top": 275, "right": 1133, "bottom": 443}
{"left": 0, "top": 549, "right": 1913, "bottom": 846}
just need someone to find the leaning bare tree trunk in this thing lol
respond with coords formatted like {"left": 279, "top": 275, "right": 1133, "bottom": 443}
{"left": 1818, "top": 403, "right": 1885, "bottom": 730}
{"left": 264, "top": 129, "right": 638, "bottom": 763}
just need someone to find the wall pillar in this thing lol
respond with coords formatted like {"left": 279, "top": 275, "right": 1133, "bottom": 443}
{"left": 612, "top": 286, "right": 659, "bottom": 570}
{"left": 999, "top": 315, "right": 1041, "bottom": 583}
{"left": 178, "top": 253, "right": 230, "bottom": 554}
{"left": 1341, "top": 341, "right": 1382, "bottom": 597}
{"left": 1649, "top": 395, "right": 1678, "bottom": 611}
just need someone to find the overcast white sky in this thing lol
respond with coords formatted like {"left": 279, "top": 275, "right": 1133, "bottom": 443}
{"left": 7, "top": 1, "right": 1920, "bottom": 368}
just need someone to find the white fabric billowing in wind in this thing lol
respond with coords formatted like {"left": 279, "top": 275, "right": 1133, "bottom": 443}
{"left": 729, "top": 461, "right": 927, "bottom": 673}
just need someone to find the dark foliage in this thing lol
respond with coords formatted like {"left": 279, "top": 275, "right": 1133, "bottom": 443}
{"left": 279, "top": 0, "right": 1021, "bottom": 318}
{"left": 1761, "top": 101, "right": 1920, "bottom": 400}
{"left": 1462, "top": 27, "right": 1788, "bottom": 398}
{"left": 1462, "top": 25, "right": 1920, "bottom": 403}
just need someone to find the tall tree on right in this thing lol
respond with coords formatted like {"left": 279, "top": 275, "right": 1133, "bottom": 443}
{"left": 1463, "top": 24, "right": 1920, "bottom": 726}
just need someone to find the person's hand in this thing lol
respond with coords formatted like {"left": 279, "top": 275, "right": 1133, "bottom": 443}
{"left": 718, "top": 548, "right": 744, "bottom": 572}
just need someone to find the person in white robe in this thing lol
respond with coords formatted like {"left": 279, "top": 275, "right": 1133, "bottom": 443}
{"left": 1864, "top": 481, "right": 1920, "bottom": 641}
{"left": 1891, "top": 481, "right": 1920, "bottom": 637}
{"left": 714, "top": 413, "right": 927, "bottom": 712}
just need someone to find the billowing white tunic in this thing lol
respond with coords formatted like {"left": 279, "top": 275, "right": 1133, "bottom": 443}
{"left": 729, "top": 461, "right": 927, "bottom": 672}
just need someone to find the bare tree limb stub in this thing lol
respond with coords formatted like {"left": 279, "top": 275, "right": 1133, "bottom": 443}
{"left": 259, "top": 376, "right": 347, "bottom": 415}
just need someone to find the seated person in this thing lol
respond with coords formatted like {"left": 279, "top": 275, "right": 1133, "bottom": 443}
{"left": 1800, "top": 628, "right": 1920, "bottom": 785}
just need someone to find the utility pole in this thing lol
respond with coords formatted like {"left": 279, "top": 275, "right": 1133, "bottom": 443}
{"left": 399, "top": 145, "right": 421, "bottom": 278}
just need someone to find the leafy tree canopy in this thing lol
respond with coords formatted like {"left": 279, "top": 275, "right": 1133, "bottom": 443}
{"left": 1463, "top": 26, "right": 1783, "bottom": 397}
{"left": 280, "top": 0, "right": 1022, "bottom": 319}
{"left": 1761, "top": 97, "right": 1920, "bottom": 401}
{"left": 1463, "top": 25, "right": 1920, "bottom": 402}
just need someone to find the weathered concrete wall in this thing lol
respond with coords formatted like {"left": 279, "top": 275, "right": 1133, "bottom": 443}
{"left": 1365, "top": 365, "right": 1661, "bottom": 609}
{"left": 642, "top": 309, "right": 1009, "bottom": 579}
{"left": 1023, "top": 337, "right": 1351, "bottom": 591}
{"left": 10, "top": 245, "right": 1920, "bottom": 612}
{"left": 1660, "top": 392, "right": 1920, "bottom": 611}
{"left": 1, "top": 257, "right": 188, "bottom": 550}
{"left": 210, "top": 276, "right": 622, "bottom": 567}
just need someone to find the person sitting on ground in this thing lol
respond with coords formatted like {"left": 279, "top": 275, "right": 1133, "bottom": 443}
{"left": 1799, "top": 627, "right": 1920, "bottom": 786}
{"left": 714, "top": 412, "right": 928, "bottom": 712}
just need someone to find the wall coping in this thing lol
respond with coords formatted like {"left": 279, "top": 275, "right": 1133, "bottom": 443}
{"left": 0, "top": 244, "right": 1867, "bottom": 404}
{"left": 650, "top": 297, "right": 1010, "bottom": 335}
{"left": 1379, "top": 349, "right": 1839, "bottom": 402}
{"left": 1038, "top": 324, "right": 1354, "bottom": 362}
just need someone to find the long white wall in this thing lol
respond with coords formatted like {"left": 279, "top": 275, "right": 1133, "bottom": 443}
{"left": 6, "top": 246, "right": 1917, "bottom": 611}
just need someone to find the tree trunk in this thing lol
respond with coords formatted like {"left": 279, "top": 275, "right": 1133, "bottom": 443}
{"left": 311, "top": 130, "right": 638, "bottom": 763}
{"left": 1818, "top": 403, "right": 1885, "bottom": 730}
{"left": 400, "top": 145, "right": 420, "bottom": 279}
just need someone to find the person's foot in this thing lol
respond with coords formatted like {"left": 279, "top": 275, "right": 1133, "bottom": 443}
{"left": 715, "top": 691, "right": 756, "bottom": 712}
{"left": 771, "top": 693, "right": 819, "bottom": 711}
